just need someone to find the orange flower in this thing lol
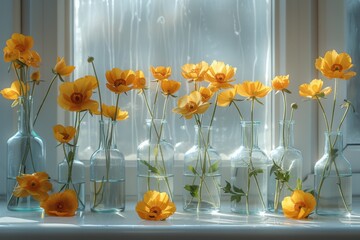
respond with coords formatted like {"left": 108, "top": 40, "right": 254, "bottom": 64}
{"left": 105, "top": 68, "right": 135, "bottom": 94}
{"left": 20, "top": 50, "right": 41, "bottom": 68}
{"left": 315, "top": 50, "right": 356, "bottom": 80}
{"left": 204, "top": 60, "right": 236, "bottom": 90}
{"left": 5, "top": 33, "right": 33, "bottom": 57}
{"left": 299, "top": 79, "right": 332, "bottom": 99}
{"left": 236, "top": 81, "right": 271, "bottom": 99}
{"left": 57, "top": 76, "right": 99, "bottom": 112}
{"left": 172, "top": 91, "right": 210, "bottom": 119}
{"left": 13, "top": 172, "right": 52, "bottom": 202}
{"left": 53, "top": 124, "right": 76, "bottom": 143}
{"left": 95, "top": 103, "right": 129, "bottom": 121}
{"left": 31, "top": 71, "right": 41, "bottom": 85}
{"left": 54, "top": 57, "right": 76, "bottom": 77}
{"left": 282, "top": 190, "right": 316, "bottom": 219}
{"left": 181, "top": 61, "right": 209, "bottom": 82}
{"left": 133, "top": 70, "right": 147, "bottom": 92}
{"left": 161, "top": 79, "right": 181, "bottom": 96}
{"left": 40, "top": 189, "right": 78, "bottom": 217}
{"left": 272, "top": 75, "right": 290, "bottom": 91}
{"left": 136, "top": 190, "right": 176, "bottom": 221}
{"left": 198, "top": 86, "right": 214, "bottom": 102}
{"left": 217, "top": 87, "right": 237, "bottom": 107}
{"left": 150, "top": 66, "right": 172, "bottom": 81}
{"left": 0, "top": 80, "right": 29, "bottom": 102}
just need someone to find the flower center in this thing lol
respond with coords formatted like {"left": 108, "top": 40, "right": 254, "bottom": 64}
{"left": 61, "top": 133, "right": 70, "bottom": 140}
{"left": 294, "top": 201, "right": 306, "bottom": 211}
{"left": 215, "top": 73, "right": 226, "bottom": 82}
{"left": 331, "top": 64, "right": 343, "bottom": 72}
{"left": 187, "top": 101, "right": 198, "bottom": 111}
{"left": 148, "top": 206, "right": 162, "bottom": 219}
{"left": 57, "top": 202, "right": 64, "bottom": 210}
{"left": 114, "top": 79, "right": 126, "bottom": 87}
{"left": 70, "top": 93, "right": 84, "bottom": 104}
{"left": 30, "top": 181, "right": 37, "bottom": 189}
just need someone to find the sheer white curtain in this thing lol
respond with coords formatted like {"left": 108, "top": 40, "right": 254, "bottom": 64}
{"left": 73, "top": 0, "right": 272, "bottom": 162}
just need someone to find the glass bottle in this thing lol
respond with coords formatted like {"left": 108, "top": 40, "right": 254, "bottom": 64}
{"left": 183, "top": 125, "right": 221, "bottom": 212}
{"left": 230, "top": 121, "right": 271, "bottom": 215}
{"left": 7, "top": 96, "right": 46, "bottom": 211}
{"left": 137, "top": 119, "right": 174, "bottom": 201}
{"left": 58, "top": 145, "right": 86, "bottom": 211}
{"left": 314, "top": 131, "right": 352, "bottom": 216}
{"left": 90, "top": 120, "right": 125, "bottom": 212}
{"left": 269, "top": 121, "right": 303, "bottom": 212}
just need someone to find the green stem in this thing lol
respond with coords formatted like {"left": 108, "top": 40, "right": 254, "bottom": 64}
{"left": 33, "top": 74, "right": 58, "bottom": 125}
{"left": 90, "top": 61, "right": 104, "bottom": 121}
{"left": 233, "top": 101, "right": 244, "bottom": 120}
{"left": 329, "top": 79, "right": 337, "bottom": 131}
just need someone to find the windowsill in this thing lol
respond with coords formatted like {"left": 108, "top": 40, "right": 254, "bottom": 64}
{"left": 1, "top": 197, "right": 360, "bottom": 240}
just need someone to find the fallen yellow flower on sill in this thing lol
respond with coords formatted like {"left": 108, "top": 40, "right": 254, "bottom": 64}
{"left": 41, "top": 189, "right": 78, "bottom": 217}
{"left": 136, "top": 190, "right": 176, "bottom": 221}
{"left": 282, "top": 190, "right": 316, "bottom": 219}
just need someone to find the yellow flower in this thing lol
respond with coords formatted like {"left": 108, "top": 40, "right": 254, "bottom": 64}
{"left": 57, "top": 76, "right": 99, "bottom": 112}
{"left": 236, "top": 81, "right": 271, "bottom": 99}
{"left": 5, "top": 33, "right": 33, "bottom": 57}
{"left": 161, "top": 79, "right": 181, "bottom": 96}
{"left": 136, "top": 190, "right": 176, "bottom": 221}
{"left": 20, "top": 50, "right": 41, "bottom": 68}
{"left": 315, "top": 50, "right": 357, "bottom": 80}
{"left": 150, "top": 66, "right": 172, "bottom": 81}
{"left": 31, "top": 71, "right": 41, "bottom": 85}
{"left": 0, "top": 80, "right": 29, "bottom": 101}
{"left": 299, "top": 79, "right": 332, "bottom": 99}
{"left": 54, "top": 57, "right": 76, "bottom": 77}
{"left": 282, "top": 190, "right": 316, "bottom": 219}
{"left": 181, "top": 61, "right": 209, "bottom": 82}
{"left": 53, "top": 124, "right": 76, "bottom": 143}
{"left": 40, "top": 189, "right": 78, "bottom": 217}
{"left": 105, "top": 68, "right": 135, "bottom": 94}
{"left": 204, "top": 60, "right": 236, "bottom": 90}
{"left": 13, "top": 172, "right": 52, "bottom": 202}
{"left": 217, "top": 87, "right": 237, "bottom": 107}
{"left": 172, "top": 91, "right": 210, "bottom": 119}
{"left": 96, "top": 103, "right": 129, "bottom": 121}
{"left": 272, "top": 75, "right": 290, "bottom": 91}
{"left": 198, "top": 86, "right": 214, "bottom": 102}
{"left": 133, "top": 70, "right": 147, "bottom": 92}
{"left": 3, "top": 46, "right": 20, "bottom": 62}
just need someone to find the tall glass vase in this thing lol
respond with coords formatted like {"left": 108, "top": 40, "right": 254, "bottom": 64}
{"left": 269, "top": 121, "right": 303, "bottom": 212}
{"left": 7, "top": 96, "right": 46, "bottom": 211}
{"left": 137, "top": 119, "right": 174, "bottom": 201}
{"left": 90, "top": 120, "right": 125, "bottom": 212}
{"left": 314, "top": 131, "right": 352, "bottom": 216}
{"left": 58, "top": 145, "right": 86, "bottom": 211}
{"left": 230, "top": 121, "right": 271, "bottom": 215}
{"left": 183, "top": 125, "right": 221, "bottom": 212}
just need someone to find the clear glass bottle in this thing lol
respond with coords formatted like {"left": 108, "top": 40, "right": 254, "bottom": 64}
{"left": 90, "top": 120, "right": 125, "bottom": 212}
{"left": 7, "top": 96, "right": 46, "bottom": 211}
{"left": 230, "top": 121, "right": 271, "bottom": 215}
{"left": 269, "top": 121, "right": 303, "bottom": 212}
{"left": 58, "top": 145, "right": 86, "bottom": 211}
{"left": 314, "top": 131, "right": 352, "bottom": 216}
{"left": 183, "top": 125, "right": 221, "bottom": 212}
{"left": 137, "top": 119, "right": 174, "bottom": 201}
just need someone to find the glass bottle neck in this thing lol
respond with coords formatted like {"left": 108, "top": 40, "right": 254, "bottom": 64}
{"left": 146, "top": 118, "right": 167, "bottom": 143}
{"left": 18, "top": 97, "right": 34, "bottom": 134}
{"left": 241, "top": 121, "right": 259, "bottom": 149}
{"left": 64, "top": 145, "right": 79, "bottom": 161}
{"left": 99, "top": 120, "right": 118, "bottom": 149}
{"left": 324, "top": 131, "right": 343, "bottom": 154}
{"left": 194, "top": 125, "right": 212, "bottom": 148}
{"left": 278, "top": 120, "right": 294, "bottom": 148}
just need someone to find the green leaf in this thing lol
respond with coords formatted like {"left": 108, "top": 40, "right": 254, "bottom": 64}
{"left": 208, "top": 161, "right": 219, "bottom": 173}
{"left": 222, "top": 181, "right": 232, "bottom": 194}
{"left": 140, "top": 160, "right": 160, "bottom": 174}
{"left": 283, "top": 88, "right": 292, "bottom": 94}
{"left": 231, "top": 195, "right": 242, "bottom": 203}
{"left": 184, "top": 185, "right": 199, "bottom": 198}
{"left": 233, "top": 185, "right": 245, "bottom": 194}
{"left": 249, "top": 168, "right": 263, "bottom": 177}
{"left": 188, "top": 165, "right": 198, "bottom": 175}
